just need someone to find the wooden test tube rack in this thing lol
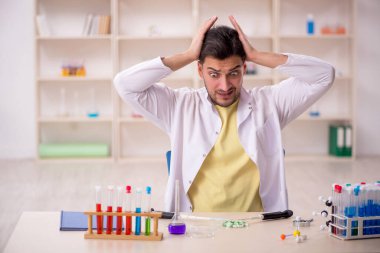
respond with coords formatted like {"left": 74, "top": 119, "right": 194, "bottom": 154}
{"left": 83, "top": 211, "right": 163, "bottom": 241}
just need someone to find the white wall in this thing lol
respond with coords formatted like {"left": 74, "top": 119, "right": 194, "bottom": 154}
{"left": 0, "top": 0, "right": 379, "bottom": 158}
{"left": 356, "top": 0, "right": 380, "bottom": 156}
{"left": 0, "top": 0, "right": 35, "bottom": 158}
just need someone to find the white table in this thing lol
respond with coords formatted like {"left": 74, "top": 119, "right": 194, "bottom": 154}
{"left": 4, "top": 212, "right": 380, "bottom": 253}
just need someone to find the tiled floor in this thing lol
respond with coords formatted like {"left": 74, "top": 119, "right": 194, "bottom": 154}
{"left": 1, "top": 157, "right": 379, "bottom": 251}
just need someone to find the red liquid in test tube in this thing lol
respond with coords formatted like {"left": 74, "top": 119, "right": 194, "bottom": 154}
{"left": 116, "top": 186, "right": 123, "bottom": 235}
{"left": 125, "top": 185, "right": 132, "bottom": 235}
{"left": 95, "top": 186, "right": 103, "bottom": 234}
{"left": 106, "top": 185, "right": 114, "bottom": 234}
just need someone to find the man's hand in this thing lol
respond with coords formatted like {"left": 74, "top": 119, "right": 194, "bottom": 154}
{"left": 186, "top": 16, "right": 218, "bottom": 61}
{"left": 229, "top": 15, "right": 287, "bottom": 68}
{"left": 229, "top": 15, "right": 258, "bottom": 62}
{"left": 162, "top": 16, "right": 218, "bottom": 71}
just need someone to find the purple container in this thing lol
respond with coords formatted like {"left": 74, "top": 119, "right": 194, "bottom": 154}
{"left": 168, "top": 223, "right": 186, "bottom": 235}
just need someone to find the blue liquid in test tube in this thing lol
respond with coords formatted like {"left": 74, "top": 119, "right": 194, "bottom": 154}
{"left": 135, "top": 188, "right": 142, "bottom": 235}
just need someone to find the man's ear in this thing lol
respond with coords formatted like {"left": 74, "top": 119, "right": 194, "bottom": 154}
{"left": 197, "top": 61, "right": 204, "bottom": 79}
{"left": 243, "top": 62, "right": 247, "bottom": 75}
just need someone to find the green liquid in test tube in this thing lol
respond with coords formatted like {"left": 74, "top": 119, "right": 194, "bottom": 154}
{"left": 145, "top": 186, "right": 152, "bottom": 235}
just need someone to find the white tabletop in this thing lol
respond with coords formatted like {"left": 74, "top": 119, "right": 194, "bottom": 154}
{"left": 4, "top": 212, "right": 380, "bottom": 253}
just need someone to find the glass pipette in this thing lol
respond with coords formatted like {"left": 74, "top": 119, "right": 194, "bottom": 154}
{"left": 168, "top": 180, "right": 186, "bottom": 234}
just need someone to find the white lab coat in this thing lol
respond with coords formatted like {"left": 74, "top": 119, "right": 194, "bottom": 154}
{"left": 114, "top": 53, "right": 335, "bottom": 212}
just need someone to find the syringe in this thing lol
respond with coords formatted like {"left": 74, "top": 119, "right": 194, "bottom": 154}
{"left": 106, "top": 185, "right": 114, "bottom": 234}
{"left": 135, "top": 188, "right": 142, "bottom": 235}
{"left": 125, "top": 185, "right": 132, "bottom": 235}
{"left": 95, "top": 185, "right": 103, "bottom": 234}
{"left": 116, "top": 186, "right": 123, "bottom": 235}
{"left": 145, "top": 186, "right": 152, "bottom": 236}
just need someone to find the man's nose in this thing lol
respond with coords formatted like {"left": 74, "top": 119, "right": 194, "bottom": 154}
{"left": 219, "top": 76, "right": 230, "bottom": 91}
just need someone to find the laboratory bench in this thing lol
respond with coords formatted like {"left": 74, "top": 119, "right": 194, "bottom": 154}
{"left": 4, "top": 212, "right": 380, "bottom": 253}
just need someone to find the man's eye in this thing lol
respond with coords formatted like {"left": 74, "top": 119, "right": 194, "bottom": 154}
{"left": 209, "top": 72, "right": 219, "bottom": 78}
{"left": 229, "top": 71, "right": 239, "bottom": 76}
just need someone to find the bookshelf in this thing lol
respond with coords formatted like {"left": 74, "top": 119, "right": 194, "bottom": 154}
{"left": 35, "top": 0, "right": 356, "bottom": 161}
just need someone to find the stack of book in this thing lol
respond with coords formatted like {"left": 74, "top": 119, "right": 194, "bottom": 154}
{"left": 82, "top": 14, "right": 111, "bottom": 35}
{"left": 329, "top": 124, "right": 352, "bottom": 157}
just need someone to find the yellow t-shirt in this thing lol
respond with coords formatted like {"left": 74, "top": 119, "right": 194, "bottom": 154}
{"left": 188, "top": 99, "right": 263, "bottom": 212}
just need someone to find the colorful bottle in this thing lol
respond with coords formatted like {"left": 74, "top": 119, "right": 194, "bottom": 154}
{"left": 307, "top": 14, "right": 314, "bottom": 35}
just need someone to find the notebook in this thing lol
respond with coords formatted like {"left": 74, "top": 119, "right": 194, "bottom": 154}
{"left": 60, "top": 211, "right": 123, "bottom": 231}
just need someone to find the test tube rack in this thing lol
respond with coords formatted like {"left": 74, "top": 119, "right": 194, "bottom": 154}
{"left": 329, "top": 214, "right": 380, "bottom": 240}
{"left": 83, "top": 211, "right": 163, "bottom": 241}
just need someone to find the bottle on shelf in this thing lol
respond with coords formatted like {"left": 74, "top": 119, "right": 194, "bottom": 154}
{"left": 306, "top": 14, "right": 315, "bottom": 35}
{"left": 87, "top": 87, "right": 99, "bottom": 118}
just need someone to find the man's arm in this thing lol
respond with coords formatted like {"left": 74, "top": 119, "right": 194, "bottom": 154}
{"left": 162, "top": 16, "right": 218, "bottom": 71}
{"left": 229, "top": 15, "right": 287, "bottom": 68}
{"left": 229, "top": 15, "right": 335, "bottom": 128}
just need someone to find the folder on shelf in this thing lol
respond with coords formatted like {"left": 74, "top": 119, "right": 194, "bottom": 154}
{"left": 344, "top": 125, "right": 352, "bottom": 157}
{"left": 329, "top": 125, "right": 352, "bottom": 157}
{"left": 60, "top": 211, "right": 122, "bottom": 231}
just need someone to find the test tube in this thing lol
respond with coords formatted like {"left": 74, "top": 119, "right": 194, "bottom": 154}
{"left": 145, "top": 186, "right": 152, "bottom": 236}
{"left": 116, "top": 186, "right": 123, "bottom": 235}
{"left": 106, "top": 185, "right": 114, "bottom": 234}
{"left": 135, "top": 188, "right": 142, "bottom": 235}
{"left": 95, "top": 185, "right": 103, "bottom": 234}
{"left": 125, "top": 185, "right": 132, "bottom": 235}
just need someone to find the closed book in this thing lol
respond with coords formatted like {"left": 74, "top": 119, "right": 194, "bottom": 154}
{"left": 60, "top": 211, "right": 123, "bottom": 231}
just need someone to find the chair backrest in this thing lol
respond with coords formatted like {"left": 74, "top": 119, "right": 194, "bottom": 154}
{"left": 166, "top": 150, "right": 171, "bottom": 175}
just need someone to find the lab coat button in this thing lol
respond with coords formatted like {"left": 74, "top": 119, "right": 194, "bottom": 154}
{"left": 190, "top": 206, "right": 193, "bottom": 211}
{"left": 203, "top": 154, "right": 206, "bottom": 157}
{"left": 249, "top": 107, "right": 252, "bottom": 110}
{"left": 189, "top": 180, "right": 192, "bottom": 184}
{"left": 215, "top": 131, "right": 219, "bottom": 135}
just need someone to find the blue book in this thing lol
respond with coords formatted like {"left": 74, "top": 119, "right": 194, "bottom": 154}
{"left": 60, "top": 211, "right": 124, "bottom": 231}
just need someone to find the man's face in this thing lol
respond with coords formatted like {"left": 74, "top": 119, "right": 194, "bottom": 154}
{"left": 198, "top": 56, "right": 246, "bottom": 107}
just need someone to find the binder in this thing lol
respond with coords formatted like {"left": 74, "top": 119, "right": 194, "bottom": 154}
{"left": 343, "top": 126, "right": 352, "bottom": 157}
{"left": 329, "top": 125, "right": 352, "bottom": 157}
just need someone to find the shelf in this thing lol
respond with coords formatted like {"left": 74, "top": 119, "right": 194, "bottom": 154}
{"left": 119, "top": 117, "right": 148, "bottom": 123}
{"left": 37, "top": 36, "right": 112, "bottom": 41}
{"left": 36, "top": 0, "right": 356, "bottom": 160}
{"left": 244, "top": 75, "right": 274, "bottom": 81}
{"left": 117, "top": 35, "right": 192, "bottom": 41}
{"left": 38, "top": 77, "right": 112, "bottom": 82}
{"left": 37, "top": 157, "right": 114, "bottom": 163}
{"left": 117, "top": 156, "right": 166, "bottom": 163}
{"left": 279, "top": 35, "right": 353, "bottom": 40}
{"left": 285, "top": 155, "right": 353, "bottom": 162}
{"left": 296, "top": 116, "right": 352, "bottom": 121}
{"left": 39, "top": 117, "right": 113, "bottom": 123}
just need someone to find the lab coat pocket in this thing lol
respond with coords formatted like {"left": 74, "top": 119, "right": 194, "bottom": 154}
{"left": 257, "top": 115, "right": 281, "bottom": 156}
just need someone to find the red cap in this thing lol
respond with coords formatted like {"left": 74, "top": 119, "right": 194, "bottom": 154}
{"left": 360, "top": 182, "right": 366, "bottom": 185}
{"left": 334, "top": 185, "right": 342, "bottom": 193}
{"left": 126, "top": 185, "right": 131, "bottom": 193}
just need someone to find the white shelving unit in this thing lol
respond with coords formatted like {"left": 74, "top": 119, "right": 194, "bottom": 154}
{"left": 35, "top": 0, "right": 356, "bottom": 161}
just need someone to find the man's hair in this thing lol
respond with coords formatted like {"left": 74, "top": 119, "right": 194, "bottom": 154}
{"left": 199, "top": 25, "right": 246, "bottom": 64}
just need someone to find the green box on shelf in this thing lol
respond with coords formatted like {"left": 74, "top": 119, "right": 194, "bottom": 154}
{"left": 39, "top": 143, "right": 109, "bottom": 158}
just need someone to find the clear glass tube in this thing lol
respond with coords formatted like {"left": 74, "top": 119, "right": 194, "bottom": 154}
{"left": 145, "top": 186, "right": 151, "bottom": 235}
{"left": 95, "top": 185, "right": 103, "bottom": 234}
{"left": 106, "top": 185, "right": 114, "bottom": 234}
{"left": 116, "top": 186, "right": 123, "bottom": 235}
{"left": 135, "top": 188, "right": 142, "bottom": 235}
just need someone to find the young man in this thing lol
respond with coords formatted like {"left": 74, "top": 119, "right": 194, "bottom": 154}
{"left": 114, "top": 16, "right": 335, "bottom": 212}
